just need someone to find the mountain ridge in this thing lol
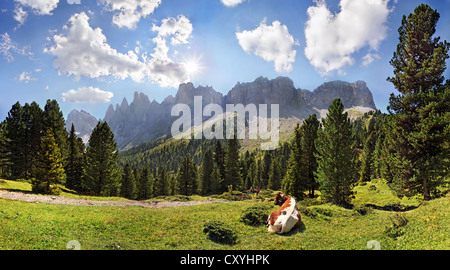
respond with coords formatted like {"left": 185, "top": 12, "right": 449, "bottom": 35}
{"left": 66, "top": 76, "right": 377, "bottom": 150}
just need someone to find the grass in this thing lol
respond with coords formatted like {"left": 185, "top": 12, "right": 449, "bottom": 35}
{"left": 0, "top": 178, "right": 448, "bottom": 250}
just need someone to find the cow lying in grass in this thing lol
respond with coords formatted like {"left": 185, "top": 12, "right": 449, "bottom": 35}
{"left": 266, "top": 192, "right": 302, "bottom": 234}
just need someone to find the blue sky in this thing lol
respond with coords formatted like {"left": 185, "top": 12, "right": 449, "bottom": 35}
{"left": 0, "top": 0, "right": 449, "bottom": 120}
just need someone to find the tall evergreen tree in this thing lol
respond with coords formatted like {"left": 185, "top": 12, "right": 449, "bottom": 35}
{"left": 23, "top": 102, "right": 43, "bottom": 179}
{"left": 224, "top": 136, "right": 242, "bottom": 190}
{"left": 299, "top": 114, "right": 320, "bottom": 197}
{"left": 84, "top": 121, "right": 121, "bottom": 196}
{"left": 0, "top": 121, "right": 10, "bottom": 178}
{"left": 199, "top": 149, "right": 214, "bottom": 194}
{"left": 315, "top": 98, "right": 357, "bottom": 206}
{"left": 268, "top": 158, "right": 281, "bottom": 190}
{"left": 43, "top": 99, "right": 68, "bottom": 165}
{"left": 385, "top": 4, "right": 450, "bottom": 200}
{"left": 121, "top": 163, "right": 136, "bottom": 199}
{"left": 32, "top": 129, "right": 66, "bottom": 195}
{"left": 137, "top": 166, "right": 153, "bottom": 200}
{"left": 154, "top": 168, "right": 169, "bottom": 196}
{"left": 66, "top": 124, "right": 85, "bottom": 192}
{"left": 5, "top": 102, "right": 26, "bottom": 178}
{"left": 283, "top": 123, "right": 303, "bottom": 198}
{"left": 177, "top": 156, "right": 197, "bottom": 196}
{"left": 213, "top": 140, "right": 226, "bottom": 190}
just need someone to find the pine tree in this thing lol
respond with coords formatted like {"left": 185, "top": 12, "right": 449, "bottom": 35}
{"left": 177, "top": 156, "right": 197, "bottom": 196}
{"left": 154, "top": 168, "right": 169, "bottom": 196}
{"left": 23, "top": 102, "right": 43, "bottom": 179}
{"left": 32, "top": 129, "right": 66, "bottom": 195}
{"left": 121, "top": 163, "right": 136, "bottom": 199}
{"left": 199, "top": 149, "right": 214, "bottom": 194}
{"left": 5, "top": 102, "right": 27, "bottom": 179}
{"left": 299, "top": 114, "right": 320, "bottom": 197}
{"left": 0, "top": 121, "right": 10, "bottom": 178}
{"left": 210, "top": 163, "right": 222, "bottom": 194}
{"left": 224, "top": 136, "right": 242, "bottom": 190}
{"left": 268, "top": 158, "right": 281, "bottom": 190}
{"left": 43, "top": 99, "right": 68, "bottom": 166}
{"left": 137, "top": 166, "right": 153, "bottom": 200}
{"left": 385, "top": 4, "right": 450, "bottom": 200}
{"left": 315, "top": 98, "right": 357, "bottom": 206}
{"left": 283, "top": 123, "right": 303, "bottom": 198}
{"left": 84, "top": 121, "right": 121, "bottom": 196}
{"left": 66, "top": 124, "right": 85, "bottom": 192}
{"left": 214, "top": 140, "right": 226, "bottom": 190}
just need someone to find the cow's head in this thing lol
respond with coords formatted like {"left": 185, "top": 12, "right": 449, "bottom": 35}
{"left": 274, "top": 192, "right": 289, "bottom": 206}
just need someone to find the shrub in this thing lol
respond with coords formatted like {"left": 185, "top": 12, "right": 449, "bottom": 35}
{"left": 203, "top": 221, "right": 238, "bottom": 245}
{"left": 353, "top": 205, "right": 373, "bottom": 215}
{"left": 240, "top": 205, "right": 270, "bottom": 226}
{"left": 216, "top": 191, "right": 252, "bottom": 201}
{"left": 298, "top": 206, "right": 318, "bottom": 218}
{"left": 384, "top": 213, "right": 408, "bottom": 239}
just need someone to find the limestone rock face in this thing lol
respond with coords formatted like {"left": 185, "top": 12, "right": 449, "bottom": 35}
{"left": 65, "top": 109, "right": 99, "bottom": 144}
{"left": 67, "top": 77, "right": 377, "bottom": 150}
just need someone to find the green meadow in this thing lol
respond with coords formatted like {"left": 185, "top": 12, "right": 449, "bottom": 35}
{"left": 0, "top": 179, "right": 448, "bottom": 250}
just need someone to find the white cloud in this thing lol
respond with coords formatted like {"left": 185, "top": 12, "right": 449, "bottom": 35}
{"left": 361, "top": 53, "right": 380, "bottom": 67}
{"left": 100, "top": 0, "right": 161, "bottom": 29}
{"left": 13, "top": 5, "right": 28, "bottom": 29}
{"left": 15, "top": 0, "right": 59, "bottom": 16}
{"left": 62, "top": 86, "right": 114, "bottom": 103}
{"left": 45, "top": 12, "right": 147, "bottom": 82}
{"left": 67, "top": 0, "right": 81, "bottom": 4}
{"left": 221, "top": 0, "right": 246, "bottom": 7}
{"left": 15, "top": 71, "right": 37, "bottom": 83}
{"left": 0, "top": 32, "right": 32, "bottom": 62}
{"left": 304, "top": 0, "right": 391, "bottom": 76}
{"left": 236, "top": 19, "right": 299, "bottom": 73}
{"left": 45, "top": 12, "right": 192, "bottom": 88}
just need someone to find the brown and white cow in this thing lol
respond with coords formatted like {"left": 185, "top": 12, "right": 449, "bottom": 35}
{"left": 266, "top": 192, "right": 302, "bottom": 234}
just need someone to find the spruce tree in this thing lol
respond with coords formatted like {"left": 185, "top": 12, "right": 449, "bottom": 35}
{"left": 23, "top": 102, "right": 43, "bottom": 179}
{"left": 137, "top": 166, "right": 153, "bottom": 200}
{"left": 283, "top": 123, "right": 303, "bottom": 198}
{"left": 386, "top": 4, "right": 450, "bottom": 200}
{"left": 43, "top": 100, "right": 68, "bottom": 165}
{"left": 299, "top": 114, "right": 320, "bottom": 197}
{"left": 0, "top": 121, "right": 10, "bottom": 178}
{"left": 5, "top": 102, "right": 27, "bottom": 178}
{"left": 121, "top": 163, "right": 136, "bottom": 199}
{"left": 213, "top": 140, "right": 226, "bottom": 190}
{"left": 154, "top": 168, "right": 169, "bottom": 196}
{"left": 268, "top": 158, "right": 281, "bottom": 190}
{"left": 32, "top": 129, "right": 66, "bottom": 195}
{"left": 84, "top": 121, "right": 121, "bottom": 196}
{"left": 315, "top": 98, "right": 357, "bottom": 206}
{"left": 199, "top": 149, "right": 214, "bottom": 194}
{"left": 177, "top": 156, "right": 197, "bottom": 196}
{"left": 224, "top": 136, "right": 242, "bottom": 190}
{"left": 66, "top": 124, "right": 85, "bottom": 192}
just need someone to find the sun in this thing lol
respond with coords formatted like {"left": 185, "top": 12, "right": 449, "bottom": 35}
{"left": 182, "top": 55, "right": 204, "bottom": 79}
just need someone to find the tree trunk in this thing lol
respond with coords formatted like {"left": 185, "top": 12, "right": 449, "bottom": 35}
{"left": 423, "top": 177, "right": 431, "bottom": 201}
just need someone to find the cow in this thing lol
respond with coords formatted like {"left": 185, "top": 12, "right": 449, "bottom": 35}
{"left": 266, "top": 192, "right": 302, "bottom": 234}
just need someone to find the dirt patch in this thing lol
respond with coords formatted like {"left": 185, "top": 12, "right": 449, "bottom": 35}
{"left": 0, "top": 189, "right": 228, "bottom": 208}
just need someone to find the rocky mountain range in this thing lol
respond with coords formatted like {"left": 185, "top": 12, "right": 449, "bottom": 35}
{"left": 66, "top": 76, "right": 377, "bottom": 150}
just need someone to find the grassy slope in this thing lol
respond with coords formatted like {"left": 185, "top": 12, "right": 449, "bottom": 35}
{"left": 0, "top": 179, "right": 448, "bottom": 250}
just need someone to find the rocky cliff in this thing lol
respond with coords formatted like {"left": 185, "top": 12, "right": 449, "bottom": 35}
{"left": 67, "top": 76, "right": 377, "bottom": 150}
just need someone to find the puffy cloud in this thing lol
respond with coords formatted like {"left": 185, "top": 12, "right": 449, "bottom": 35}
{"left": 45, "top": 12, "right": 192, "bottom": 88}
{"left": 236, "top": 19, "right": 299, "bottom": 73}
{"left": 15, "top": 71, "right": 37, "bottom": 83}
{"left": 100, "top": 0, "right": 161, "bottom": 29}
{"left": 304, "top": 0, "right": 392, "bottom": 76}
{"left": 44, "top": 12, "right": 147, "bottom": 82}
{"left": 62, "top": 86, "right": 114, "bottom": 103}
{"left": 0, "top": 32, "right": 32, "bottom": 62}
{"left": 14, "top": 0, "right": 59, "bottom": 16}
{"left": 221, "top": 0, "right": 246, "bottom": 7}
